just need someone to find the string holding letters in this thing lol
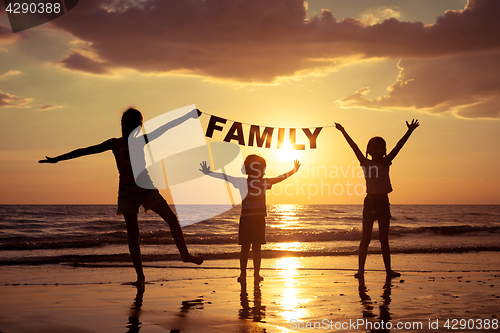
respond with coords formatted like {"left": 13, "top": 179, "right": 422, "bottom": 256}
{"left": 204, "top": 114, "right": 323, "bottom": 150}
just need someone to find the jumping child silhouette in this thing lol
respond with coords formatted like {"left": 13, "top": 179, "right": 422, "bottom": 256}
{"left": 200, "top": 155, "right": 300, "bottom": 283}
{"left": 39, "top": 107, "right": 203, "bottom": 287}
{"left": 335, "top": 120, "right": 419, "bottom": 279}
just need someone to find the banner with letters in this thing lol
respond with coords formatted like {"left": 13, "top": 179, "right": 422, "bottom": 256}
{"left": 204, "top": 114, "right": 323, "bottom": 150}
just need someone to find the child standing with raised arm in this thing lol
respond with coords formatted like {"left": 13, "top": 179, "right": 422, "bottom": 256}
{"left": 200, "top": 155, "right": 300, "bottom": 283}
{"left": 335, "top": 120, "right": 419, "bottom": 279}
{"left": 39, "top": 107, "right": 203, "bottom": 287}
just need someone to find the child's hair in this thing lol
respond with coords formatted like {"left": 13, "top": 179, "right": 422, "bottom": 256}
{"left": 243, "top": 154, "right": 266, "bottom": 177}
{"left": 122, "top": 107, "right": 143, "bottom": 127}
{"left": 366, "top": 136, "right": 386, "bottom": 158}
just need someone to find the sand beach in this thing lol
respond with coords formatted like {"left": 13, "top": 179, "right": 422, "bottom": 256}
{"left": 2, "top": 252, "right": 499, "bottom": 333}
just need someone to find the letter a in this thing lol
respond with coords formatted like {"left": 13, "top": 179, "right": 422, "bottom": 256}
{"left": 223, "top": 121, "right": 245, "bottom": 146}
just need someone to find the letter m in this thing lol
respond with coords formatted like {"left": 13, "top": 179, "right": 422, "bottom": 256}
{"left": 249, "top": 125, "right": 274, "bottom": 148}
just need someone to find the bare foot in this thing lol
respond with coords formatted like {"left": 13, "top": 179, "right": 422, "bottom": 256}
{"left": 386, "top": 270, "right": 401, "bottom": 278}
{"left": 254, "top": 275, "right": 264, "bottom": 283}
{"left": 354, "top": 272, "right": 364, "bottom": 279}
{"left": 237, "top": 275, "right": 246, "bottom": 283}
{"left": 182, "top": 254, "right": 204, "bottom": 265}
{"left": 131, "top": 277, "right": 145, "bottom": 288}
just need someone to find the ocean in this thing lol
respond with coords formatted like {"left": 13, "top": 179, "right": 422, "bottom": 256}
{"left": 1, "top": 204, "right": 499, "bottom": 268}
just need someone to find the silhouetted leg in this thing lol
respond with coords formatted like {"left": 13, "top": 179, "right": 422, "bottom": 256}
{"left": 252, "top": 243, "right": 263, "bottom": 282}
{"left": 151, "top": 201, "right": 203, "bottom": 265}
{"left": 124, "top": 213, "right": 145, "bottom": 285}
{"left": 239, "top": 244, "right": 251, "bottom": 282}
{"left": 356, "top": 220, "right": 374, "bottom": 278}
{"left": 379, "top": 218, "right": 400, "bottom": 277}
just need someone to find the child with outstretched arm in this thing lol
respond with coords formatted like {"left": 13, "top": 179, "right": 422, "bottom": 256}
{"left": 39, "top": 107, "right": 203, "bottom": 287}
{"left": 200, "top": 155, "right": 300, "bottom": 283}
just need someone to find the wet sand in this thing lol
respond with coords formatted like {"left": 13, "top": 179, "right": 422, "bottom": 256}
{"left": 1, "top": 253, "right": 499, "bottom": 332}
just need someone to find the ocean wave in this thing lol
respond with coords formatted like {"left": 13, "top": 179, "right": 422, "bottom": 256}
{"left": 395, "top": 225, "right": 500, "bottom": 236}
{"left": 2, "top": 246, "right": 500, "bottom": 266}
{"left": 1, "top": 225, "right": 498, "bottom": 251}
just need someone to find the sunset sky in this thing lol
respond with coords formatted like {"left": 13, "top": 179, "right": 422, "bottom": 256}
{"left": 1, "top": 0, "right": 499, "bottom": 205}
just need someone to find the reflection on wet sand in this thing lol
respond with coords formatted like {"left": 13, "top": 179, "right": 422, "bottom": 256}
{"left": 180, "top": 298, "right": 204, "bottom": 315}
{"left": 126, "top": 286, "right": 144, "bottom": 333}
{"left": 358, "top": 277, "right": 394, "bottom": 333}
{"left": 170, "top": 296, "right": 205, "bottom": 333}
{"left": 239, "top": 281, "right": 266, "bottom": 322}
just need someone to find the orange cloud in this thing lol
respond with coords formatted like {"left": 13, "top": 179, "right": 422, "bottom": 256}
{"left": 37, "top": 104, "right": 64, "bottom": 111}
{"left": 0, "top": 90, "right": 32, "bottom": 108}
{"left": 0, "top": 70, "right": 21, "bottom": 78}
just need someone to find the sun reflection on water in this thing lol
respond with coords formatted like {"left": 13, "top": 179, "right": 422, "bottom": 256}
{"left": 271, "top": 241, "right": 307, "bottom": 252}
{"left": 273, "top": 257, "right": 309, "bottom": 323}
{"left": 269, "top": 204, "right": 301, "bottom": 229}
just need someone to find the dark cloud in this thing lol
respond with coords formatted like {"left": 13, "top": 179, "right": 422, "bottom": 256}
{"left": 55, "top": 51, "right": 110, "bottom": 74}
{"left": 0, "top": 19, "right": 28, "bottom": 44}
{"left": 0, "top": 23, "right": 10, "bottom": 38}
{"left": 0, "top": 22, "right": 17, "bottom": 42}
{"left": 47, "top": 0, "right": 500, "bottom": 118}
{"left": 338, "top": 51, "right": 500, "bottom": 119}
{"left": 51, "top": 0, "right": 500, "bottom": 79}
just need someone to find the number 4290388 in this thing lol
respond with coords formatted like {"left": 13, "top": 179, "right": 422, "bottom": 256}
{"left": 6, "top": 2, "right": 62, "bottom": 14}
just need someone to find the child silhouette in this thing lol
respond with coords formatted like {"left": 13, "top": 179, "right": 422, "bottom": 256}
{"left": 39, "top": 107, "right": 203, "bottom": 287}
{"left": 200, "top": 155, "right": 300, "bottom": 283}
{"left": 335, "top": 120, "right": 419, "bottom": 279}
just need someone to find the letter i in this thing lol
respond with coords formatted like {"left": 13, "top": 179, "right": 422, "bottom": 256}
{"left": 277, "top": 128, "right": 285, "bottom": 149}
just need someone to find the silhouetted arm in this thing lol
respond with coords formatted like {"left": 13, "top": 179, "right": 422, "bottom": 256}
{"left": 335, "top": 123, "right": 365, "bottom": 163}
{"left": 199, "top": 161, "right": 243, "bottom": 187}
{"left": 145, "top": 109, "right": 201, "bottom": 143}
{"left": 267, "top": 160, "right": 301, "bottom": 185}
{"left": 38, "top": 139, "right": 114, "bottom": 163}
{"left": 386, "top": 119, "right": 419, "bottom": 161}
